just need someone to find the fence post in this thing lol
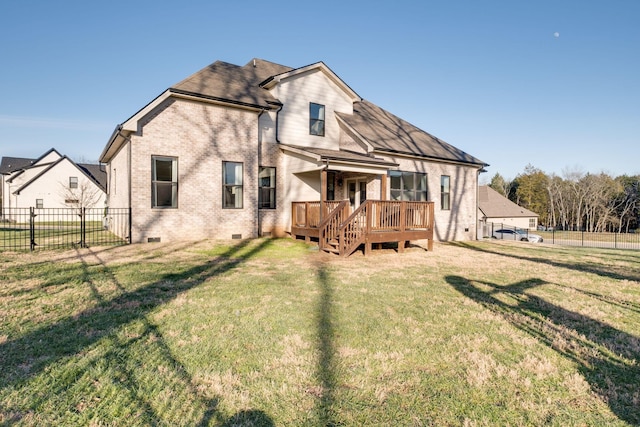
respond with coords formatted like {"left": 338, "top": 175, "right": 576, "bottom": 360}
{"left": 128, "top": 207, "right": 132, "bottom": 244}
{"left": 80, "top": 207, "right": 86, "bottom": 248}
{"left": 30, "top": 207, "right": 35, "bottom": 251}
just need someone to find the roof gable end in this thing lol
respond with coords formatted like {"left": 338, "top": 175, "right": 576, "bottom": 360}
{"left": 260, "top": 62, "right": 361, "bottom": 103}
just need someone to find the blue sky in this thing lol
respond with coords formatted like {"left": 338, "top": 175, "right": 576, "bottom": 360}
{"left": 1, "top": 0, "right": 638, "bottom": 181}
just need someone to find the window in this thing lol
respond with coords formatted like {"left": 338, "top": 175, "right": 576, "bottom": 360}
{"left": 36, "top": 199, "right": 43, "bottom": 209}
{"left": 389, "top": 171, "right": 427, "bottom": 201}
{"left": 529, "top": 218, "right": 536, "bottom": 228}
{"left": 441, "top": 175, "right": 450, "bottom": 210}
{"left": 152, "top": 156, "right": 178, "bottom": 208}
{"left": 223, "top": 161, "right": 243, "bottom": 209}
{"left": 309, "top": 103, "right": 325, "bottom": 136}
{"left": 69, "top": 176, "right": 78, "bottom": 189}
{"left": 258, "top": 166, "right": 276, "bottom": 209}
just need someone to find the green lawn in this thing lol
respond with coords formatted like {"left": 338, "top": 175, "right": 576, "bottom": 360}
{"left": 1, "top": 239, "right": 639, "bottom": 426}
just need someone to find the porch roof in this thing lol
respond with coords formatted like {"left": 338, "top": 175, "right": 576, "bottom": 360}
{"left": 280, "top": 144, "right": 398, "bottom": 172}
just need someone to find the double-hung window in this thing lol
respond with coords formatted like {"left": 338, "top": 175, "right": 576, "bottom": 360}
{"left": 152, "top": 156, "right": 178, "bottom": 208}
{"left": 441, "top": 175, "right": 450, "bottom": 210}
{"left": 258, "top": 166, "right": 276, "bottom": 209}
{"left": 389, "top": 171, "right": 428, "bottom": 201}
{"left": 309, "top": 103, "right": 325, "bottom": 136}
{"left": 69, "top": 176, "right": 78, "bottom": 189}
{"left": 223, "top": 161, "right": 243, "bottom": 209}
{"left": 36, "top": 199, "right": 43, "bottom": 209}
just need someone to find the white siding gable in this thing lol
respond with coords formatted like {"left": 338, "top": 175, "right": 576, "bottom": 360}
{"left": 274, "top": 69, "right": 354, "bottom": 150}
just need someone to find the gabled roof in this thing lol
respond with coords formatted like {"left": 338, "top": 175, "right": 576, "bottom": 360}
{"left": 259, "top": 61, "right": 361, "bottom": 103}
{"left": 0, "top": 156, "right": 35, "bottom": 175}
{"left": 14, "top": 156, "right": 107, "bottom": 194}
{"left": 336, "top": 100, "right": 487, "bottom": 167}
{"left": 171, "top": 59, "right": 292, "bottom": 109}
{"left": 478, "top": 185, "right": 538, "bottom": 218}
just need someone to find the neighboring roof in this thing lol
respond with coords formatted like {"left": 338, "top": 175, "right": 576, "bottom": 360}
{"left": 0, "top": 157, "right": 35, "bottom": 174}
{"left": 14, "top": 156, "right": 107, "bottom": 194}
{"left": 78, "top": 163, "right": 107, "bottom": 191}
{"left": 279, "top": 144, "right": 398, "bottom": 167}
{"left": 478, "top": 185, "right": 539, "bottom": 218}
{"left": 336, "top": 100, "right": 487, "bottom": 167}
{"left": 171, "top": 59, "right": 292, "bottom": 109}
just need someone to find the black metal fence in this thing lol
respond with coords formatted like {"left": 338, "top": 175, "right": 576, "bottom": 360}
{"left": 0, "top": 208, "right": 130, "bottom": 251}
{"left": 483, "top": 222, "right": 640, "bottom": 250}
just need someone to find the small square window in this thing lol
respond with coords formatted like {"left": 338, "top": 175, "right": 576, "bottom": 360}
{"left": 36, "top": 199, "right": 43, "bottom": 209}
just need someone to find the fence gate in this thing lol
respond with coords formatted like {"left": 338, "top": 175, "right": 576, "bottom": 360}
{"left": 0, "top": 207, "right": 130, "bottom": 251}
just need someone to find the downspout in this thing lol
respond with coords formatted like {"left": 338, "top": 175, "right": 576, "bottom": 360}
{"left": 257, "top": 108, "right": 266, "bottom": 237}
{"left": 274, "top": 103, "right": 283, "bottom": 143}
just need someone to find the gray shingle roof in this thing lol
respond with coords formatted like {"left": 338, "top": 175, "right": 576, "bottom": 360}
{"left": 171, "top": 59, "right": 292, "bottom": 108}
{"left": 0, "top": 157, "right": 35, "bottom": 174}
{"left": 337, "top": 100, "right": 486, "bottom": 166}
{"left": 78, "top": 163, "right": 107, "bottom": 191}
{"left": 478, "top": 185, "right": 538, "bottom": 218}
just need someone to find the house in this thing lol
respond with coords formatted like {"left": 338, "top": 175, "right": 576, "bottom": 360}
{"left": 1, "top": 148, "right": 107, "bottom": 219}
{"left": 478, "top": 185, "right": 538, "bottom": 230}
{"left": 99, "top": 58, "right": 487, "bottom": 253}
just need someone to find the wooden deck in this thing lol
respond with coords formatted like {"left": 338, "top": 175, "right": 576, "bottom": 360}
{"left": 291, "top": 200, "right": 434, "bottom": 256}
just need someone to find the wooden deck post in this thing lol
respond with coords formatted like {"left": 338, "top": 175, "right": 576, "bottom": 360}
{"left": 380, "top": 173, "right": 387, "bottom": 201}
{"left": 320, "top": 168, "right": 328, "bottom": 226}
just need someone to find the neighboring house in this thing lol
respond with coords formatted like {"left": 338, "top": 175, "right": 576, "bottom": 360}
{"left": 99, "top": 58, "right": 487, "bottom": 246}
{"left": 478, "top": 185, "right": 539, "bottom": 230}
{"left": 1, "top": 148, "right": 107, "bottom": 219}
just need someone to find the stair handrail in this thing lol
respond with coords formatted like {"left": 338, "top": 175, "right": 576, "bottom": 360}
{"left": 318, "top": 200, "right": 349, "bottom": 251}
{"left": 337, "top": 200, "right": 371, "bottom": 257}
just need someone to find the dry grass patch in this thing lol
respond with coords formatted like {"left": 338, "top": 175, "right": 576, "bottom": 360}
{"left": 1, "top": 238, "right": 639, "bottom": 425}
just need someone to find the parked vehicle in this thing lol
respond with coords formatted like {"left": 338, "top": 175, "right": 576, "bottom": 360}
{"left": 492, "top": 228, "right": 543, "bottom": 243}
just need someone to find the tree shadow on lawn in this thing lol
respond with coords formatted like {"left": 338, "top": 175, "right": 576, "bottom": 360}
{"left": 446, "top": 275, "right": 640, "bottom": 425}
{"left": 0, "top": 239, "right": 275, "bottom": 426}
{"left": 449, "top": 241, "right": 640, "bottom": 283}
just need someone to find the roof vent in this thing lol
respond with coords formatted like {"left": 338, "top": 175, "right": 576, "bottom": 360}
{"left": 253, "top": 59, "right": 256, "bottom": 67}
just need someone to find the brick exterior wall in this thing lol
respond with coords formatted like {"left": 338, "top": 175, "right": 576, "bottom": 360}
{"left": 127, "top": 98, "right": 261, "bottom": 243}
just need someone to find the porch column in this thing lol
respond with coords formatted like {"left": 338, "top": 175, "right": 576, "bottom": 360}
{"left": 320, "top": 168, "right": 327, "bottom": 221}
{"left": 380, "top": 173, "right": 387, "bottom": 201}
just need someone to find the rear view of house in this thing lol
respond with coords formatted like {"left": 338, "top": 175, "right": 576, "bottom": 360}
{"left": 99, "top": 59, "right": 487, "bottom": 251}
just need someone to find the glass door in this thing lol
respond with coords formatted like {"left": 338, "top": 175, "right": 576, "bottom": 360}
{"left": 347, "top": 179, "right": 367, "bottom": 211}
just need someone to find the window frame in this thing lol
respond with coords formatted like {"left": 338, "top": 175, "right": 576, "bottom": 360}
{"left": 223, "top": 161, "right": 244, "bottom": 209}
{"left": 258, "top": 166, "right": 276, "bottom": 209}
{"left": 151, "top": 156, "right": 178, "bottom": 208}
{"left": 69, "top": 176, "right": 78, "bottom": 189}
{"left": 389, "top": 171, "right": 428, "bottom": 201}
{"left": 309, "top": 102, "right": 325, "bottom": 136}
{"left": 441, "top": 175, "right": 451, "bottom": 210}
{"left": 36, "top": 199, "right": 43, "bottom": 209}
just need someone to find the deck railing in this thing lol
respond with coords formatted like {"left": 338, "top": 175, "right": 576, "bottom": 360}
{"left": 293, "top": 200, "right": 434, "bottom": 256}
{"left": 318, "top": 200, "right": 349, "bottom": 252}
{"left": 292, "top": 201, "right": 343, "bottom": 229}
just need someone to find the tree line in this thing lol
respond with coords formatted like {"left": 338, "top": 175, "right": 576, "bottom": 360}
{"left": 489, "top": 165, "right": 640, "bottom": 233}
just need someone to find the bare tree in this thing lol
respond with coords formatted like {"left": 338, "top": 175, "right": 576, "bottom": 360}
{"left": 58, "top": 179, "right": 103, "bottom": 212}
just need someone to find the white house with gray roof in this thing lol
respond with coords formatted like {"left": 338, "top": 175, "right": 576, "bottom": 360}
{"left": 99, "top": 58, "right": 487, "bottom": 249}
{"left": 1, "top": 148, "right": 106, "bottom": 219}
{"left": 478, "top": 185, "right": 539, "bottom": 230}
